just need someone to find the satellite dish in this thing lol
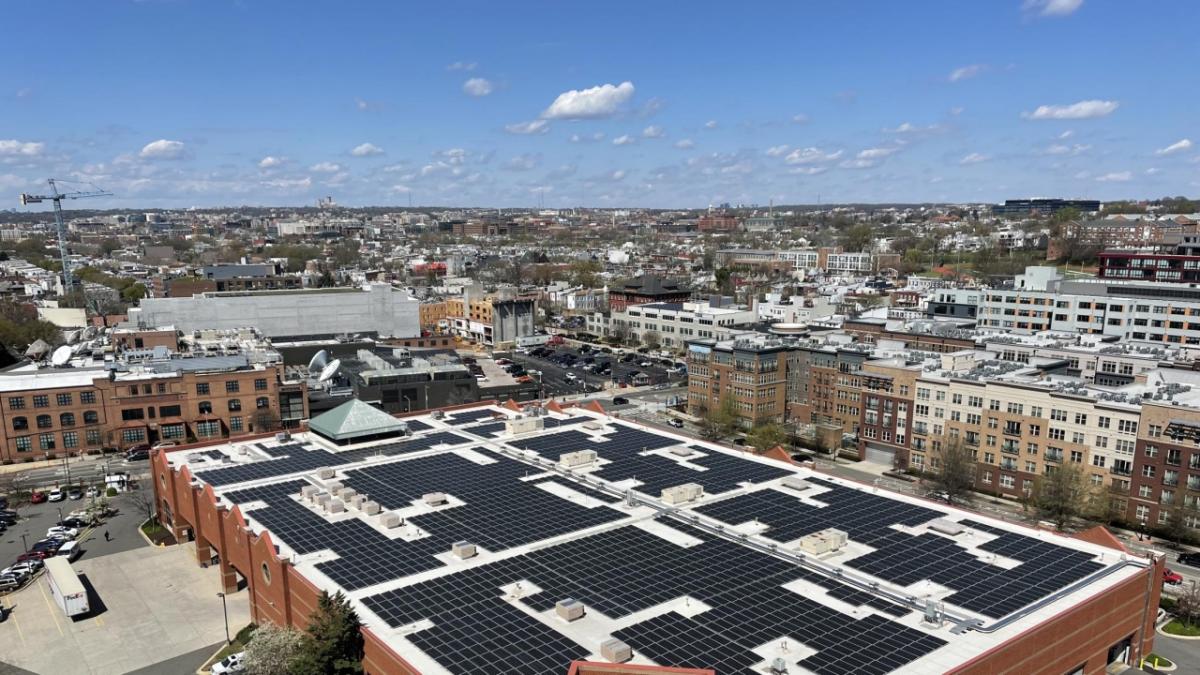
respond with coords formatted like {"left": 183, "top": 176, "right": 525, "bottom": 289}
{"left": 308, "top": 349, "right": 330, "bottom": 373}
{"left": 318, "top": 359, "right": 341, "bottom": 383}
{"left": 50, "top": 345, "right": 73, "bottom": 367}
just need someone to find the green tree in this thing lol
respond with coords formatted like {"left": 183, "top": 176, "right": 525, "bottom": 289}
{"left": 746, "top": 423, "right": 788, "bottom": 454}
{"left": 567, "top": 260, "right": 602, "bottom": 288}
{"left": 839, "top": 222, "right": 876, "bottom": 252}
{"left": 121, "top": 283, "right": 148, "bottom": 303}
{"left": 713, "top": 267, "right": 734, "bottom": 296}
{"left": 931, "top": 436, "right": 976, "bottom": 507}
{"left": 243, "top": 623, "right": 305, "bottom": 675}
{"left": 293, "top": 591, "right": 364, "bottom": 675}
{"left": 99, "top": 238, "right": 122, "bottom": 257}
{"left": 1033, "top": 462, "right": 1088, "bottom": 531}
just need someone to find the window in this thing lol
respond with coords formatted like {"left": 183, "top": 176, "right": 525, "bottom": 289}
{"left": 157, "top": 382, "right": 167, "bottom": 394}
{"left": 1097, "top": 416, "right": 1111, "bottom": 429}
{"left": 8, "top": 396, "right": 24, "bottom": 409}
{"left": 228, "top": 399, "right": 242, "bottom": 412}
{"left": 59, "top": 413, "right": 75, "bottom": 427}
{"left": 62, "top": 431, "right": 78, "bottom": 449}
{"left": 230, "top": 416, "right": 243, "bottom": 432}
{"left": 1142, "top": 465, "right": 1156, "bottom": 478}
{"left": 1070, "top": 450, "right": 1083, "bottom": 463}
{"left": 1074, "top": 413, "right": 1087, "bottom": 425}
{"left": 15, "top": 436, "right": 31, "bottom": 452}
{"left": 86, "top": 429, "right": 101, "bottom": 446}
{"left": 1030, "top": 405, "right": 1042, "bottom": 417}
{"left": 196, "top": 420, "right": 221, "bottom": 437}
{"left": 1049, "top": 428, "right": 1065, "bottom": 441}
{"left": 39, "top": 433, "right": 55, "bottom": 450}
{"left": 196, "top": 382, "right": 210, "bottom": 395}
{"left": 12, "top": 416, "right": 27, "bottom": 431}
{"left": 1029, "top": 424, "right": 1041, "bottom": 437}
{"left": 128, "top": 386, "right": 138, "bottom": 396}
{"left": 159, "top": 405, "right": 181, "bottom": 418}
{"left": 56, "top": 393, "right": 73, "bottom": 407}
{"left": 225, "top": 380, "right": 240, "bottom": 393}
{"left": 122, "top": 428, "right": 146, "bottom": 443}
{"left": 32, "top": 395, "right": 49, "bottom": 408}
{"left": 198, "top": 401, "right": 213, "bottom": 415}
{"left": 255, "top": 378, "right": 268, "bottom": 391}
{"left": 36, "top": 414, "right": 52, "bottom": 429}
{"left": 80, "top": 391, "right": 96, "bottom": 405}
{"left": 1118, "top": 420, "right": 1138, "bottom": 434}
{"left": 121, "top": 408, "right": 145, "bottom": 421}
{"left": 1050, "top": 409, "right": 1067, "bottom": 422}
{"left": 161, "top": 424, "right": 185, "bottom": 439}
{"left": 1000, "top": 474, "right": 1015, "bottom": 489}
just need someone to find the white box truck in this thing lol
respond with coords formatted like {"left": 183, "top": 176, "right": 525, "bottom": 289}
{"left": 45, "top": 556, "right": 89, "bottom": 618}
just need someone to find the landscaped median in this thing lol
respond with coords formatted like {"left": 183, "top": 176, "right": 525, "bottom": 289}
{"left": 138, "top": 518, "right": 177, "bottom": 547}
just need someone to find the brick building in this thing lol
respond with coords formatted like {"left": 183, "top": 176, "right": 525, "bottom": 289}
{"left": 685, "top": 335, "right": 790, "bottom": 425}
{"left": 607, "top": 275, "right": 689, "bottom": 313}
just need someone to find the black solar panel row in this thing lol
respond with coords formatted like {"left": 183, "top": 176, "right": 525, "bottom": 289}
{"left": 196, "top": 443, "right": 346, "bottom": 487}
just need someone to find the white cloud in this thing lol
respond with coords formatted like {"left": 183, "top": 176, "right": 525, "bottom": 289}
{"left": 0, "top": 139, "right": 45, "bottom": 157}
{"left": 446, "top": 61, "right": 477, "bottom": 71}
{"left": 462, "top": 78, "right": 493, "bottom": 97}
{"left": 1044, "top": 143, "right": 1091, "bottom": 156}
{"left": 1095, "top": 171, "right": 1132, "bottom": 182}
{"left": 505, "top": 154, "right": 540, "bottom": 171}
{"left": 674, "top": 139, "right": 695, "bottom": 149}
{"left": 949, "top": 106, "right": 965, "bottom": 116}
{"left": 350, "top": 142, "right": 384, "bottom": 157}
{"left": 15, "top": 88, "right": 31, "bottom": 99}
{"left": 791, "top": 114, "right": 809, "bottom": 124}
{"left": 857, "top": 146, "right": 899, "bottom": 160}
{"left": 505, "top": 119, "right": 550, "bottom": 135}
{"left": 786, "top": 147, "right": 842, "bottom": 164}
{"left": 703, "top": 120, "right": 718, "bottom": 130}
{"left": 765, "top": 145, "right": 790, "bottom": 157}
{"left": 310, "top": 162, "right": 342, "bottom": 173}
{"left": 389, "top": 184, "right": 412, "bottom": 194}
{"left": 139, "top": 139, "right": 187, "bottom": 159}
{"left": 542, "top": 81, "right": 634, "bottom": 119}
{"left": 258, "top": 156, "right": 284, "bottom": 169}
{"left": 641, "top": 125, "right": 665, "bottom": 139}
{"left": 959, "top": 152, "right": 990, "bottom": 165}
{"left": 788, "top": 166, "right": 827, "bottom": 176}
{"left": 1146, "top": 168, "right": 1162, "bottom": 175}
{"left": 840, "top": 159, "right": 877, "bottom": 170}
{"left": 1059, "top": 129, "right": 1074, "bottom": 138}
{"left": 1155, "top": 139, "right": 1193, "bottom": 156}
{"left": 1023, "top": 0, "right": 1084, "bottom": 17}
{"left": 948, "top": 64, "right": 985, "bottom": 82}
{"left": 609, "top": 169, "right": 627, "bottom": 181}
{"left": 612, "top": 135, "right": 635, "bottom": 146}
{"left": 1022, "top": 99, "right": 1118, "bottom": 120}
{"left": 885, "top": 122, "right": 918, "bottom": 133}
{"left": 261, "top": 177, "right": 312, "bottom": 190}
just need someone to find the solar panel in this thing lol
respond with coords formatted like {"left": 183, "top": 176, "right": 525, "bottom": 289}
{"left": 195, "top": 443, "right": 347, "bottom": 487}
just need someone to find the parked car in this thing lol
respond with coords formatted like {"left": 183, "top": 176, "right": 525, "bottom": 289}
{"left": 46, "top": 526, "right": 79, "bottom": 539}
{"left": 151, "top": 441, "right": 178, "bottom": 450}
{"left": 67, "top": 487, "right": 84, "bottom": 501}
{"left": 17, "top": 551, "right": 52, "bottom": 563}
{"left": 47, "top": 489, "right": 65, "bottom": 502}
{"left": 1177, "top": 552, "right": 1200, "bottom": 569}
{"left": 84, "top": 487, "right": 99, "bottom": 499}
{"left": 0, "top": 567, "right": 29, "bottom": 583}
{"left": 125, "top": 448, "right": 150, "bottom": 462}
{"left": 30, "top": 491, "right": 47, "bottom": 504}
{"left": 1164, "top": 568, "right": 1184, "bottom": 585}
{"left": 612, "top": 396, "right": 629, "bottom": 405}
{"left": 668, "top": 419, "right": 685, "bottom": 429}
{"left": 211, "top": 651, "right": 246, "bottom": 675}
{"left": 0, "top": 578, "right": 18, "bottom": 593}
{"left": 59, "top": 517, "right": 88, "bottom": 529}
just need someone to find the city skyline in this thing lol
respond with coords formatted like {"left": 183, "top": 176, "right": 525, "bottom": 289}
{"left": 3, "top": 0, "right": 1198, "bottom": 209}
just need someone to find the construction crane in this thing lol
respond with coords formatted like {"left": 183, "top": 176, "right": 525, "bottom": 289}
{"left": 19, "top": 179, "right": 112, "bottom": 292}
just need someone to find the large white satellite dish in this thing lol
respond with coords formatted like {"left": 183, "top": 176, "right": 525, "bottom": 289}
{"left": 308, "top": 349, "right": 330, "bottom": 373}
{"left": 318, "top": 359, "right": 341, "bottom": 383}
{"left": 50, "top": 345, "right": 73, "bottom": 367}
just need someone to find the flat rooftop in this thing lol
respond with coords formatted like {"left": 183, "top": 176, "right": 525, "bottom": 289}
{"left": 166, "top": 404, "right": 1148, "bottom": 675}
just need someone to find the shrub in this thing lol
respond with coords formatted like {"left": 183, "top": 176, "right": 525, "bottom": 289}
{"left": 105, "top": 487, "right": 118, "bottom": 497}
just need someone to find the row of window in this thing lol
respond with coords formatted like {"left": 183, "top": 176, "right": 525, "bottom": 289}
{"left": 12, "top": 411, "right": 100, "bottom": 430}
{"left": 8, "top": 391, "right": 98, "bottom": 409}
{"left": 10, "top": 417, "right": 248, "bottom": 453}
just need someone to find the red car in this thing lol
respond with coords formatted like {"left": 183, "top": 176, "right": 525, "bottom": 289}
{"left": 17, "top": 550, "right": 50, "bottom": 563}
{"left": 1164, "top": 568, "right": 1184, "bottom": 585}
{"left": 29, "top": 491, "right": 47, "bottom": 504}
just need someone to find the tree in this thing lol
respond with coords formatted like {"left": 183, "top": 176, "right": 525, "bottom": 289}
{"left": 714, "top": 267, "right": 734, "bottom": 296}
{"left": 1176, "top": 580, "right": 1200, "bottom": 629}
{"left": 642, "top": 330, "right": 661, "bottom": 349}
{"left": 698, "top": 397, "right": 739, "bottom": 441}
{"left": 839, "top": 222, "right": 876, "bottom": 252}
{"left": 931, "top": 436, "right": 976, "bottom": 506}
{"left": 1033, "top": 462, "right": 1088, "bottom": 531}
{"left": 244, "top": 623, "right": 305, "bottom": 675}
{"left": 1163, "top": 500, "right": 1197, "bottom": 548}
{"left": 293, "top": 591, "right": 364, "bottom": 675}
{"left": 99, "top": 238, "right": 122, "bottom": 257}
{"left": 121, "top": 282, "right": 148, "bottom": 303}
{"left": 746, "top": 423, "right": 788, "bottom": 454}
{"left": 129, "top": 476, "right": 158, "bottom": 525}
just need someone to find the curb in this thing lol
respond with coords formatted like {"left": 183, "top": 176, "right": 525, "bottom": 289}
{"left": 1155, "top": 622, "right": 1200, "bottom": 641}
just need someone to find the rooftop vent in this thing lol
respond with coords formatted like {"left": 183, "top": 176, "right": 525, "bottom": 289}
{"left": 661, "top": 483, "right": 704, "bottom": 505}
{"left": 559, "top": 450, "right": 597, "bottom": 468}
{"left": 423, "top": 492, "right": 448, "bottom": 506}
{"left": 556, "top": 598, "right": 585, "bottom": 622}
{"left": 452, "top": 541, "right": 477, "bottom": 560}
{"left": 600, "top": 638, "right": 632, "bottom": 664}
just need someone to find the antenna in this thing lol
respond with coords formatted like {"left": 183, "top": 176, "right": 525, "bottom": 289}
{"left": 318, "top": 359, "right": 341, "bottom": 383}
{"left": 50, "top": 345, "right": 72, "bottom": 367}
{"left": 308, "top": 349, "right": 329, "bottom": 373}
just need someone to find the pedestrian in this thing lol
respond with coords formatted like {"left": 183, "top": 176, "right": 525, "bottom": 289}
{"left": 104, "top": 530, "right": 110, "bottom": 542}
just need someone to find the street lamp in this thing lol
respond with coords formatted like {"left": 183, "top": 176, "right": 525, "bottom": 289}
{"left": 21, "top": 532, "right": 28, "bottom": 552}
{"left": 217, "top": 592, "right": 231, "bottom": 644}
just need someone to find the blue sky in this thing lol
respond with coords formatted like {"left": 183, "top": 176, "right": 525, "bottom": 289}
{"left": 2, "top": 0, "right": 1198, "bottom": 209}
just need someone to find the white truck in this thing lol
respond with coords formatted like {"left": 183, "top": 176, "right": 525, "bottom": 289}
{"left": 45, "top": 557, "right": 89, "bottom": 618}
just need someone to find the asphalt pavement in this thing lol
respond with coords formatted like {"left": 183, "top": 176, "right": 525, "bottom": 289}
{"left": 513, "top": 345, "right": 683, "bottom": 398}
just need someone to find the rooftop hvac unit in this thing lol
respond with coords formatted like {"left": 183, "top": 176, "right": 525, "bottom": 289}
{"left": 326, "top": 500, "right": 345, "bottom": 514}
{"left": 782, "top": 476, "right": 811, "bottom": 492}
{"left": 362, "top": 500, "right": 381, "bottom": 515}
{"left": 349, "top": 495, "right": 367, "bottom": 511}
{"left": 670, "top": 446, "right": 692, "bottom": 457}
{"left": 424, "top": 492, "right": 448, "bottom": 506}
{"left": 380, "top": 512, "right": 401, "bottom": 528}
{"left": 327, "top": 481, "right": 345, "bottom": 496}
{"left": 275, "top": 431, "right": 291, "bottom": 443}
{"left": 582, "top": 421, "right": 604, "bottom": 431}
{"left": 797, "top": 528, "right": 848, "bottom": 556}
{"left": 600, "top": 638, "right": 632, "bottom": 663}
{"left": 506, "top": 415, "right": 544, "bottom": 435}
{"left": 317, "top": 468, "right": 335, "bottom": 480}
{"left": 431, "top": 410, "right": 446, "bottom": 420}
{"left": 770, "top": 657, "right": 788, "bottom": 674}
{"left": 556, "top": 598, "right": 585, "bottom": 622}
{"left": 661, "top": 483, "right": 704, "bottom": 505}
{"left": 340, "top": 488, "right": 358, "bottom": 503}
{"left": 300, "top": 485, "right": 319, "bottom": 501}
{"left": 452, "top": 541, "right": 477, "bottom": 560}
{"left": 315, "top": 494, "right": 332, "bottom": 509}
{"left": 559, "top": 450, "right": 597, "bottom": 468}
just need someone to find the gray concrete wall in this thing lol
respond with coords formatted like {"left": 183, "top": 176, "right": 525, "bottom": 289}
{"left": 130, "top": 284, "right": 420, "bottom": 338}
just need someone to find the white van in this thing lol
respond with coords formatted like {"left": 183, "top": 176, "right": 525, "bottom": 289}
{"left": 56, "top": 541, "right": 81, "bottom": 562}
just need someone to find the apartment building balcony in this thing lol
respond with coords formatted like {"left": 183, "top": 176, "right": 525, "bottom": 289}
{"left": 1110, "top": 466, "right": 1132, "bottom": 477}
{"left": 1001, "top": 442, "right": 1020, "bottom": 456}
{"left": 1046, "top": 451, "right": 1063, "bottom": 463}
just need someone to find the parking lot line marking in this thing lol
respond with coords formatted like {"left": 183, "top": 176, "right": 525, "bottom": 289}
{"left": 2, "top": 595, "right": 25, "bottom": 644}
{"left": 37, "top": 577, "right": 64, "bottom": 636}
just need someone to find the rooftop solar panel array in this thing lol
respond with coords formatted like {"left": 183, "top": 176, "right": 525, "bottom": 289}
{"left": 404, "top": 419, "right": 433, "bottom": 431}
{"left": 195, "top": 443, "right": 347, "bottom": 487}
{"left": 444, "top": 408, "right": 499, "bottom": 425}
{"left": 696, "top": 479, "right": 1105, "bottom": 619}
{"left": 337, "top": 430, "right": 470, "bottom": 463}
{"left": 363, "top": 524, "right": 945, "bottom": 675}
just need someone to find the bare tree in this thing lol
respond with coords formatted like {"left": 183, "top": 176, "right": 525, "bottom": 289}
{"left": 244, "top": 623, "right": 305, "bottom": 675}
{"left": 1033, "top": 462, "right": 1088, "bottom": 531}
{"left": 931, "top": 436, "right": 976, "bottom": 506}
{"left": 1176, "top": 580, "right": 1200, "bottom": 629}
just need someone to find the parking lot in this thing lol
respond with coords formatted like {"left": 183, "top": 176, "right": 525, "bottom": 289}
{"left": 511, "top": 345, "right": 684, "bottom": 397}
{"left": 0, "top": 490, "right": 249, "bottom": 674}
